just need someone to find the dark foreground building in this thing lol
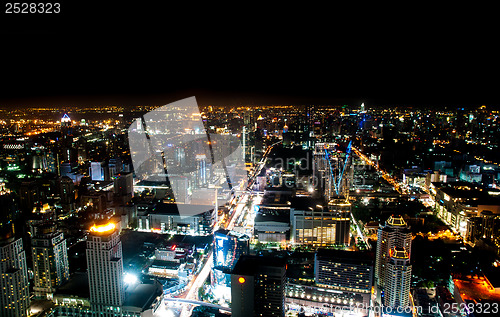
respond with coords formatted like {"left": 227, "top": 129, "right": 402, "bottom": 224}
{"left": 231, "top": 255, "right": 287, "bottom": 317}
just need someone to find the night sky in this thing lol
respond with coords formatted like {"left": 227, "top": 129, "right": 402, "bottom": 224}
{"left": 2, "top": 4, "right": 499, "bottom": 109}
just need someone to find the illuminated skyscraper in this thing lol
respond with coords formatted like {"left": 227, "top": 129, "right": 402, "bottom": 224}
{"left": 60, "top": 113, "right": 72, "bottom": 135}
{"left": 384, "top": 247, "right": 412, "bottom": 308}
{"left": 31, "top": 224, "right": 69, "bottom": 298}
{"left": 86, "top": 222, "right": 125, "bottom": 316}
{"left": 61, "top": 113, "right": 71, "bottom": 127}
{"left": 375, "top": 215, "right": 412, "bottom": 289}
{"left": 212, "top": 229, "right": 250, "bottom": 301}
{"left": 0, "top": 233, "right": 30, "bottom": 317}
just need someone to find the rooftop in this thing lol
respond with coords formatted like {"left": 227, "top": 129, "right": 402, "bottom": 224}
{"left": 89, "top": 222, "right": 117, "bottom": 235}
{"left": 390, "top": 246, "right": 409, "bottom": 259}
{"left": 232, "top": 255, "right": 286, "bottom": 276}
{"left": 123, "top": 282, "right": 162, "bottom": 311}
{"left": 386, "top": 214, "right": 407, "bottom": 227}
{"left": 290, "top": 196, "right": 325, "bottom": 211}
{"left": 315, "top": 248, "right": 374, "bottom": 265}
{"left": 454, "top": 276, "right": 500, "bottom": 303}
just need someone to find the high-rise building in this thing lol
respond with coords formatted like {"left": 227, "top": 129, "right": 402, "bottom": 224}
{"left": 113, "top": 172, "right": 134, "bottom": 204}
{"left": 0, "top": 232, "right": 30, "bottom": 317}
{"left": 384, "top": 247, "right": 412, "bottom": 308}
{"left": 375, "top": 215, "right": 412, "bottom": 289}
{"left": 108, "top": 158, "right": 123, "bottom": 179}
{"left": 211, "top": 230, "right": 249, "bottom": 302}
{"left": 59, "top": 176, "right": 76, "bottom": 212}
{"left": 86, "top": 222, "right": 125, "bottom": 316}
{"left": 19, "top": 181, "right": 40, "bottom": 213}
{"left": 196, "top": 154, "right": 207, "bottom": 186}
{"left": 231, "top": 255, "right": 287, "bottom": 317}
{"left": 90, "top": 162, "right": 105, "bottom": 181}
{"left": 286, "top": 249, "right": 374, "bottom": 316}
{"left": 291, "top": 197, "right": 350, "bottom": 246}
{"left": 314, "top": 249, "right": 374, "bottom": 294}
{"left": 31, "top": 223, "right": 69, "bottom": 298}
{"left": 61, "top": 113, "right": 72, "bottom": 136}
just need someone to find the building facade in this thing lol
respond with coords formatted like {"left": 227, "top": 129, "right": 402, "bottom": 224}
{"left": 31, "top": 224, "right": 69, "bottom": 298}
{"left": 375, "top": 215, "right": 412, "bottom": 289}
{"left": 231, "top": 255, "right": 287, "bottom": 317}
{"left": 291, "top": 198, "right": 350, "bottom": 246}
{"left": 86, "top": 222, "right": 125, "bottom": 316}
{"left": 0, "top": 237, "right": 30, "bottom": 317}
{"left": 384, "top": 247, "right": 412, "bottom": 308}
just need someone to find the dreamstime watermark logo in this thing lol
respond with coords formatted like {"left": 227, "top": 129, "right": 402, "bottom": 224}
{"left": 127, "top": 97, "right": 246, "bottom": 218}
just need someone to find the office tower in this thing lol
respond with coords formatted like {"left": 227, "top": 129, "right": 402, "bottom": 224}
{"left": 212, "top": 230, "right": 250, "bottom": 301}
{"left": 60, "top": 162, "right": 74, "bottom": 178}
{"left": 19, "top": 181, "right": 40, "bottom": 213}
{"left": 31, "top": 223, "right": 69, "bottom": 298}
{"left": 196, "top": 154, "right": 207, "bottom": 186}
{"left": 59, "top": 176, "right": 76, "bottom": 212}
{"left": 90, "top": 162, "right": 105, "bottom": 181}
{"left": 61, "top": 113, "right": 71, "bottom": 127}
{"left": 0, "top": 230, "right": 30, "bottom": 317}
{"left": 375, "top": 215, "right": 412, "bottom": 288}
{"left": 108, "top": 158, "right": 123, "bottom": 179}
{"left": 214, "top": 229, "right": 250, "bottom": 270}
{"left": 231, "top": 255, "right": 287, "bottom": 317}
{"left": 169, "top": 176, "right": 190, "bottom": 204}
{"left": 291, "top": 197, "right": 350, "bottom": 246}
{"left": 32, "top": 154, "right": 48, "bottom": 172}
{"left": 315, "top": 249, "right": 374, "bottom": 294}
{"left": 384, "top": 247, "right": 412, "bottom": 308}
{"left": 113, "top": 172, "right": 134, "bottom": 204}
{"left": 328, "top": 198, "right": 351, "bottom": 245}
{"left": 61, "top": 113, "right": 72, "bottom": 136}
{"left": 86, "top": 222, "right": 125, "bottom": 315}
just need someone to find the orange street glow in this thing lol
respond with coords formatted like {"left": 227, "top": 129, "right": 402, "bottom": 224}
{"left": 90, "top": 223, "right": 116, "bottom": 233}
{"left": 238, "top": 277, "right": 245, "bottom": 284}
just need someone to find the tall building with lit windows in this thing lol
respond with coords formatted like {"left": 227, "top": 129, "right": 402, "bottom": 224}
{"left": 212, "top": 229, "right": 250, "bottom": 299}
{"left": 231, "top": 255, "right": 287, "bottom": 317}
{"left": 375, "top": 215, "right": 412, "bottom": 289}
{"left": 86, "top": 222, "right": 125, "bottom": 316}
{"left": 315, "top": 249, "right": 374, "bottom": 293}
{"left": 0, "top": 232, "right": 30, "bottom": 317}
{"left": 384, "top": 247, "right": 412, "bottom": 308}
{"left": 291, "top": 197, "right": 351, "bottom": 246}
{"left": 31, "top": 223, "right": 69, "bottom": 298}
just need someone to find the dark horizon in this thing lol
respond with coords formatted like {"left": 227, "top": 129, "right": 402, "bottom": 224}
{"left": 1, "top": 90, "right": 498, "bottom": 110}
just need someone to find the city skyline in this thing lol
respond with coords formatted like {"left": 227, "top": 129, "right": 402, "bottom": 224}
{"left": 1, "top": 96, "right": 500, "bottom": 317}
